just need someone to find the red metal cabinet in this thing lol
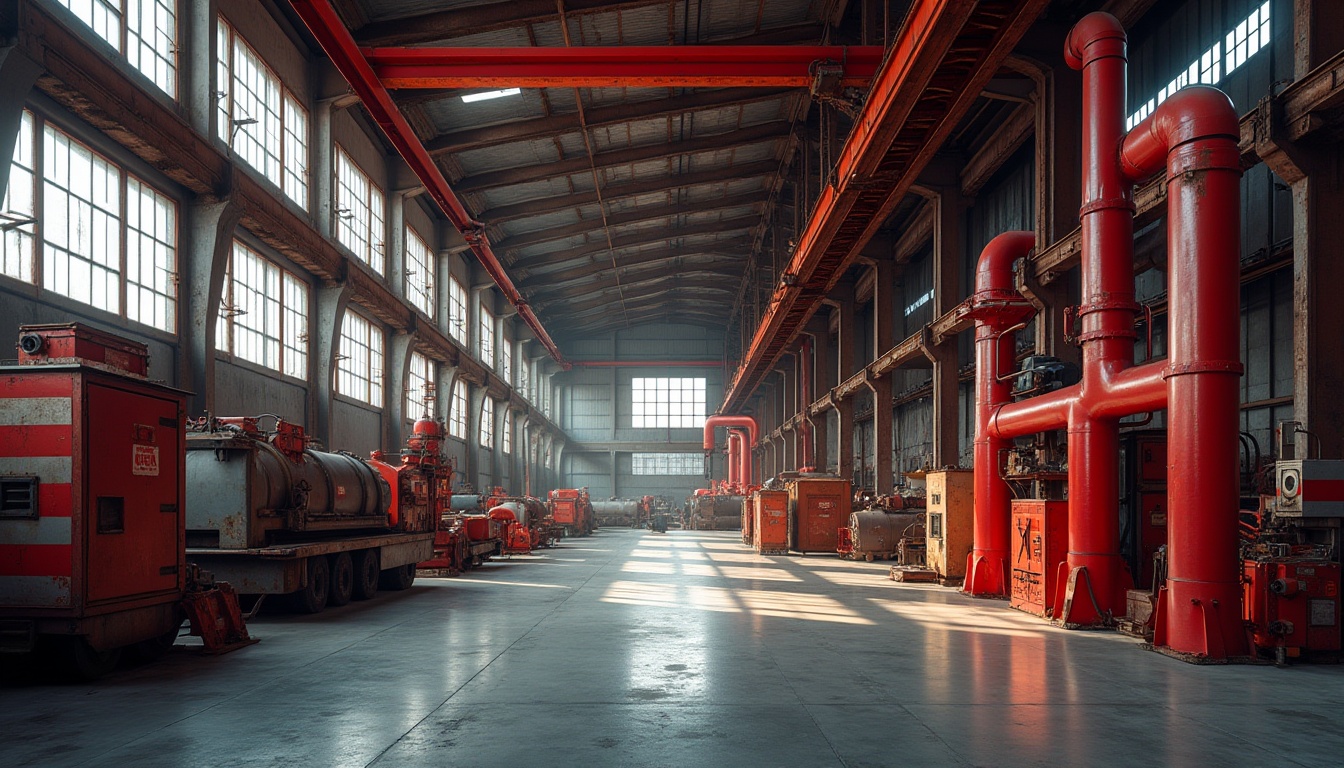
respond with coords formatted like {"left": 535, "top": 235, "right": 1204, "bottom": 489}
{"left": 1243, "top": 559, "right": 1341, "bottom": 658}
{"left": 753, "top": 490, "right": 788, "bottom": 555}
{"left": 1010, "top": 500, "right": 1068, "bottom": 617}
{"left": 788, "top": 476, "right": 850, "bottom": 553}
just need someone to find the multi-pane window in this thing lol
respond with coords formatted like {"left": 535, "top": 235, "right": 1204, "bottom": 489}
{"left": 1, "top": 111, "right": 36, "bottom": 282}
{"left": 406, "top": 351, "right": 435, "bottom": 419}
{"left": 217, "top": 18, "right": 308, "bottom": 209}
{"left": 54, "top": 0, "right": 177, "bottom": 98}
{"left": 2, "top": 117, "right": 179, "bottom": 329}
{"left": 500, "top": 330, "right": 513, "bottom": 385}
{"left": 404, "top": 226, "right": 434, "bottom": 318}
{"left": 478, "top": 305, "right": 495, "bottom": 368}
{"left": 218, "top": 241, "right": 308, "bottom": 379}
{"left": 337, "top": 310, "right": 384, "bottom": 407}
{"left": 335, "top": 147, "right": 385, "bottom": 273}
{"left": 633, "top": 453, "right": 704, "bottom": 475}
{"left": 448, "top": 379, "right": 468, "bottom": 438}
{"left": 1126, "top": 2, "right": 1271, "bottom": 130}
{"left": 632, "top": 378, "right": 707, "bottom": 429}
{"left": 480, "top": 397, "right": 495, "bottom": 448}
{"left": 446, "top": 275, "right": 467, "bottom": 342}
{"left": 517, "top": 345, "right": 530, "bottom": 401}
{"left": 501, "top": 409, "right": 512, "bottom": 455}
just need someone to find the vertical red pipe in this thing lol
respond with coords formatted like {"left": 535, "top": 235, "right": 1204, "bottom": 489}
{"left": 727, "top": 431, "right": 743, "bottom": 490}
{"left": 704, "top": 415, "right": 760, "bottom": 492}
{"left": 1059, "top": 13, "right": 1136, "bottom": 623}
{"left": 1121, "top": 87, "right": 1247, "bottom": 658}
{"left": 965, "top": 231, "right": 1038, "bottom": 596}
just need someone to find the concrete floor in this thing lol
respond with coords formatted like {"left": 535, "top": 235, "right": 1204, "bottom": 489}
{"left": 2, "top": 529, "right": 1343, "bottom": 767}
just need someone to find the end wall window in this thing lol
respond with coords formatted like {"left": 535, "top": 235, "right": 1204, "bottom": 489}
{"left": 334, "top": 147, "right": 385, "bottom": 274}
{"left": 0, "top": 113, "right": 178, "bottom": 332}
{"left": 217, "top": 18, "right": 308, "bottom": 209}
{"left": 632, "top": 377, "right": 706, "bottom": 429}
{"left": 633, "top": 453, "right": 704, "bottom": 475}
{"left": 448, "top": 379, "right": 468, "bottom": 438}
{"left": 406, "top": 351, "right": 435, "bottom": 419}
{"left": 55, "top": 0, "right": 178, "bottom": 98}
{"left": 337, "top": 310, "right": 384, "bottom": 407}
{"left": 218, "top": 240, "right": 308, "bottom": 379}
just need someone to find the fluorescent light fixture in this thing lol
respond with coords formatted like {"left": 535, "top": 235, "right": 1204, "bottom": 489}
{"left": 461, "top": 88, "right": 522, "bottom": 103}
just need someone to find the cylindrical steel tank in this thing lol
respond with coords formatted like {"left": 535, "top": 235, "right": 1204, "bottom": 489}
{"left": 591, "top": 499, "right": 640, "bottom": 516}
{"left": 450, "top": 494, "right": 485, "bottom": 511}
{"left": 186, "top": 431, "right": 391, "bottom": 549}
{"left": 848, "top": 510, "right": 924, "bottom": 561}
{"left": 491, "top": 500, "right": 528, "bottom": 526}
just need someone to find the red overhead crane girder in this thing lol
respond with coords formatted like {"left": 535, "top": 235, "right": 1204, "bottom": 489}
{"left": 289, "top": 0, "right": 569, "bottom": 367}
{"left": 363, "top": 46, "right": 885, "bottom": 89}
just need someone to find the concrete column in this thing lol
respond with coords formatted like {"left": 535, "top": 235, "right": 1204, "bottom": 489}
{"left": 0, "top": 46, "right": 41, "bottom": 196}
{"left": 836, "top": 290, "right": 856, "bottom": 384}
{"left": 870, "top": 258, "right": 895, "bottom": 489}
{"left": 806, "top": 316, "right": 833, "bottom": 472}
{"left": 312, "top": 281, "right": 353, "bottom": 445}
{"left": 834, "top": 398, "right": 854, "bottom": 484}
{"left": 181, "top": 0, "right": 220, "bottom": 137}
{"left": 931, "top": 188, "right": 965, "bottom": 468}
{"left": 387, "top": 331, "right": 416, "bottom": 451}
{"left": 180, "top": 197, "right": 243, "bottom": 417}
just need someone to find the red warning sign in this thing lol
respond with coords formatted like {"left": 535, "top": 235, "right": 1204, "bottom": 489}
{"left": 133, "top": 444, "right": 160, "bottom": 476}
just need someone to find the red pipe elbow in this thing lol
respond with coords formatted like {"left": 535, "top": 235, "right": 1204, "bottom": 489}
{"left": 1119, "top": 86, "right": 1241, "bottom": 181}
{"left": 973, "top": 231, "right": 1037, "bottom": 300}
{"left": 1064, "top": 12, "right": 1127, "bottom": 71}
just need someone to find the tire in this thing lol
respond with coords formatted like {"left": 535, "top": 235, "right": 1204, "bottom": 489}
{"left": 352, "top": 549, "right": 380, "bottom": 601}
{"left": 328, "top": 552, "right": 354, "bottom": 607}
{"left": 66, "top": 637, "right": 122, "bottom": 680}
{"left": 379, "top": 563, "right": 416, "bottom": 591}
{"left": 292, "top": 556, "right": 330, "bottom": 614}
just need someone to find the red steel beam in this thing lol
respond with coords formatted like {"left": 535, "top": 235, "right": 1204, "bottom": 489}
{"left": 364, "top": 46, "right": 884, "bottom": 89}
{"left": 569, "top": 361, "right": 722, "bottom": 367}
{"left": 721, "top": 0, "right": 1049, "bottom": 413}
{"left": 289, "top": 0, "right": 569, "bottom": 367}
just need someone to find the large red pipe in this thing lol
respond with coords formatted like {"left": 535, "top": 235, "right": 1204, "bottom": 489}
{"left": 964, "top": 231, "right": 1038, "bottom": 597}
{"left": 727, "top": 431, "right": 743, "bottom": 489}
{"left": 704, "top": 415, "right": 759, "bottom": 490}
{"left": 976, "top": 14, "right": 1246, "bottom": 659}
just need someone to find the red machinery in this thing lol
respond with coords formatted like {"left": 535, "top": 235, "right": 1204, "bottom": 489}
{"left": 1243, "top": 556, "right": 1340, "bottom": 663}
{"left": 0, "top": 324, "right": 252, "bottom": 677}
{"left": 968, "top": 13, "right": 1246, "bottom": 660}
{"left": 485, "top": 489, "right": 557, "bottom": 555}
{"left": 753, "top": 489, "right": 789, "bottom": 555}
{"left": 548, "top": 488, "right": 594, "bottom": 537}
{"left": 703, "top": 415, "right": 759, "bottom": 495}
{"left": 1010, "top": 500, "right": 1068, "bottom": 617}
{"left": 788, "top": 475, "right": 851, "bottom": 553}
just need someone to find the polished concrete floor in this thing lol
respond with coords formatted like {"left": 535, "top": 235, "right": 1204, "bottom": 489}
{"left": 3, "top": 528, "right": 1343, "bottom": 767}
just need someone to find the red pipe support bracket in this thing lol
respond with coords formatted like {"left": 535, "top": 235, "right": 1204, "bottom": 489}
{"left": 363, "top": 46, "right": 885, "bottom": 89}
{"left": 977, "top": 14, "right": 1246, "bottom": 659}
{"left": 288, "top": 0, "right": 568, "bottom": 368}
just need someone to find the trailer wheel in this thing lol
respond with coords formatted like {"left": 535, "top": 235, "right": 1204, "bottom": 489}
{"left": 352, "top": 550, "right": 380, "bottom": 600}
{"left": 292, "top": 556, "right": 330, "bottom": 614}
{"left": 328, "top": 552, "right": 354, "bottom": 607}
{"left": 65, "top": 637, "right": 121, "bottom": 680}
{"left": 379, "top": 563, "right": 416, "bottom": 591}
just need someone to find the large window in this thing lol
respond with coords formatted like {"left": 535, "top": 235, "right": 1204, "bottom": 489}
{"left": 335, "top": 147, "right": 385, "bottom": 274}
{"left": 217, "top": 19, "right": 308, "bottom": 208}
{"left": 446, "top": 275, "right": 467, "bottom": 342}
{"left": 633, "top": 453, "right": 704, "bottom": 475}
{"left": 632, "top": 377, "right": 707, "bottom": 429}
{"left": 337, "top": 310, "right": 384, "bottom": 407}
{"left": 500, "top": 330, "right": 513, "bottom": 385}
{"left": 218, "top": 241, "right": 308, "bottom": 379}
{"left": 406, "top": 351, "right": 434, "bottom": 419}
{"left": 479, "top": 397, "right": 495, "bottom": 448}
{"left": 517, "top": 344, "right": 530, "bottom": 401}
{"left": 1126, "top": 2, "right": 1271, "bottom": 130}
{"left": 55, "top": 0, "right": 178, "bottom": 98}
{"left": 0, "top": 114, "right": 179, "bottom": 331}
{"left": 501, "top": 408, "right": 512, "bottom": 455}
{"left": 478, "top": 305, "right": 495, "bottom": 368}
{"left": 404, "top": 226, "right": 434, "bottom": 318}
{"left": 448, "top": 379, "right": 468, "bottom": 438}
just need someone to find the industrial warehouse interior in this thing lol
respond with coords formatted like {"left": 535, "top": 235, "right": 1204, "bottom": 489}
{"left": 1, "top": 0, "right": 1343, "bottom": 765}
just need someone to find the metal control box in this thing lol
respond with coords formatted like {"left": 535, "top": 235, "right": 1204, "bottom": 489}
{"left": 752, "top": 490, "right": 789, "bottom": 555}
{"left": 788, "top": 476, "right": 850, "bottom": 553}
{"left": 925, "top": 469, "right": 973, "bottom": 581}
{"left": 1276, "top": 460, "right": 1344, "bottom": 517}
{"left": 1010, "top": 500, "right": 1068, "bottom": 616}
{"left": 0, "top": 324, "right": 187, "bottom": 653}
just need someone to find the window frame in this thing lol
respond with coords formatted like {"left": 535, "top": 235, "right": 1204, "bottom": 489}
{"left": 217, "top": 239, "right": 309, "bottom": 381}
{"left": 404, "top": 224, "right": 435, "bottom": 319}
{"left": 631, "top": 377, "right": 707, "bottom": 429}
{"left": 406, "top": 351, "right": 435, "bottom": 420}
{"left": 333, "top": 145, "right": 386, "bottom": 274}
{"left": 336, "top": 309, "right": 385, "bottom": 408}
{"left": 479, "top": 396, "right": 495, "bottom": 449}
{"left": 501, "top": 408, "right": 512, "bottom": 455}
{"left": 54, "top": 0, "right": 179, "bottom": 99}
{"left": 446, "top": 275, "right": 468, "bottom": 343}
{"left": 632, "top": 453, "right": 705, "bottom": 476}
{"left": 448, "top": 379, "right": 468, "bottom": 438}
{"left": 478, "top": 303, "right": 496, "bottom": 369}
